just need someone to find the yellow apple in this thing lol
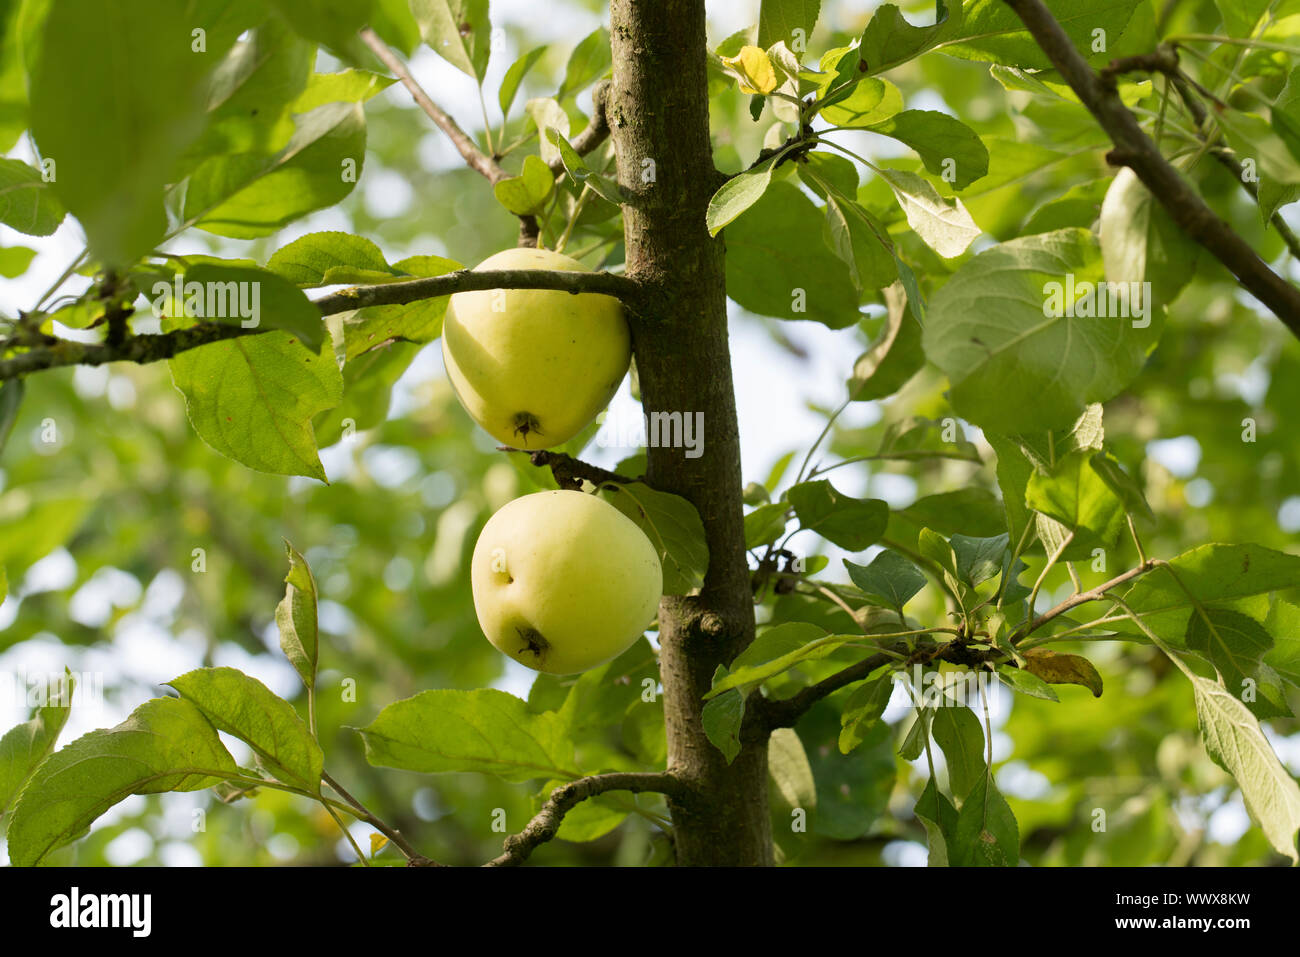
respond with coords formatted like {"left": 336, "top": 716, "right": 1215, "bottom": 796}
{"left": 470, "top": 489, "right": 662, "bottom": 674}
{"left": 442, "top": 247, "right": 630, "bottom": 449}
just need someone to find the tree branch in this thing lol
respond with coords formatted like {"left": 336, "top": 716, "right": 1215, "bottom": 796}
{"left": 755, "top": 648, "right": 899, "bottom": 731}
{"left": 1010, "top": 558, "right": 1159, "bottom": 645}
{"left": 498, "top": 448, "right": 644, "bottom": 490}
{"left": 1003, "top": 0, "right": 1300, "bottom": 341}
{"left": 313, "top": 268, "right": 643, "bottom": 316}
{"left": 1, "top": 269, "right": 644, "bottom": 380}
{"left": 483, "top": 772, "right": 684, "bottom": 866}
{"left": 359, "top": 27, "right": 506, "bottom": 184}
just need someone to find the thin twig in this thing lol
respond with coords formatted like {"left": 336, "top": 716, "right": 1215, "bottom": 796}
{"left": 322, "top": 770, "right": 443, "bottom": 867}
{"left": 1010, "top": 559, "right": 1160, "bottom": 645}
{"left": 499, "top": 447, "right": 644, "bottom": 490}
{"left": 484, "top": 772, "right": 685, "bottom": 866}
{"left": 359, "top": 27, "right": 506, "bottom": 184}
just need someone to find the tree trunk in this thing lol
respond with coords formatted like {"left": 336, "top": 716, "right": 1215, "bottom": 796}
{"left": 608, "top": 0, "right": 773, "bottom": 865}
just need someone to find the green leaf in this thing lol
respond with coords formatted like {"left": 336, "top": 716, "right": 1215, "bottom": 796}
{"left": 0, "top": 492, "right": 91, "bottom": 580}
{"left": 873, "top": 416, "right": 982, "bottom": 463}
{"left": 892, "top": 488, "right": 1006, "bottom": 541}
{"left": 838, "top": 673, "right": 894, "bottom": 753}
{"left": 493, "top": 154, "right": 556, "bottom": 216}
{"left": 315, "top": 340, "right": 421, "bottom": 447}
{"left": 500, "top": 45, "right": 547, "bottom": 116}
{"left": 167, "top": 667, "right": 322, "bottom": 794}
{"left": 527, "top": 98, "right": 569, "bottom": 165}
{"left": 180, "top": 17, "right": 313, "bottom": 170}
{"left": 168, "top": 263, "right": 327, "bottom": 351}
{"left": 292, "top": 69, "right": 395, "bottom": 112}
{"left": 1120, "top": 544, "right": 1300, "bottom": 641}
{"left": 1269, "top": 66, "right": 1300, "bottom": 177}
{"left": 0, "top": 243, "right": 35, "bottom": 277}
{"left": 0, "top": 158, "right": 62, "bottom": 236}
{"left": 730, "top": 622, "right": 828, "bottom": 675}
{"left": 950, "top": 773, "right": 1019, "bottom": 866}
{"left": 706, "top": 624, "right": 854, "bottom": 698}
{"left": 788, "top": 479, "right": 889, "bottom": 550}
{"left": 360, "top": 689, "right": 576, "bottom": 782}
{"left": 819, "top": 76, "right": 903, "bottom": 127}
{"left": 914, "top": 775, "right": 959, "bottom": 866}
{"left": 1185, "top": 609, "right": 1277, "bottom": 709}
{"left": 277, "top": 542, "right": 320, "bottom": 690}
{"left": 806, "top": 705, "right": 895, "bottom": 838}
{"left": 557, "top": 27, "right": 610, "bottom": 99}
{"left": 545, "top": 128, "right": 624, "bottom": 206}
{"left": 168, "top": 331, "right": 343, "bottom": 481}
{"left": 758, "top": 0, "right": 821, "bottom": 51}
{"left": 866, "top": 110, "right": 988, "bottom": 189}
{"left": 819, "top": 189, "right": 898, "bottom": 293}
{"left": 0, "top": 378, "right": 22, "bottom": 458}
{"left": 0, "top": 676, "right": 73, "bottom": 817}
{"left": 7, "top": 697, "right": 239, "bottom": 866}
{"left": 267, "top": 231, "right": 397, "bottom": 287}
{"left": 341, "top": 254, "right": 462, "bottom": 359}
{"left": 1264, "top": 602, "right": 1300, "bottom": 690}
{"left": 702, "top": 679, "right": 745, "bottom": 764}
{"left": 923, "top": 229, "right": 1158, "bottom": 432}
{"left": 410, "top": 0, "right": 490, "bottom": 81}
{"left": 1025, "top": 448, "right": 1126, "bottom": 549}
{"left": 724, "top": 180, "right": 861, "bottom": 328}
{"left": 1098, "top": 166, "right": 1197, "bottom": 309}
{"left": 1219, "top": 109, "right": 1300, "bottom": 192}
{"left": 744, "top": 502, "right": 790, "bottom": 548}
{"left": 1089, "top": 450, "right": 1155, "bottom": 522}
{"left": 600, "top": 482, "right": 709, "bottom": 596}
{"left": 768, "top": 727, "right": 817, "bottom": 808}
{"left": 1192, "top": 675, "right": 1300, "bottom": 863}
{"left": 876, "top": 167, "right": 980, "bottom": 258}
{"left": 28, "top": 0, "right": 247, "bottom": 263}
{"left": 899, "top": 705, "right": 934, "bottom": 760}
{"left": 931, "top": 705, "right": 985, "bottom": 801}
{"left": 986, "top": 434, "right": 1035, "bottom": 550}
{"left": 859, "top": 1, "right": 964, "bottom": 75}
{"left": 918, "top": 526, "right": 959, "bottom": 579}
{"left": 270, "top": 0, "right": 372, "bottom": 57}
{"left": 939, "top": 0, "right": 1138, "bottom": 70}
{"left": 184, "top": 101, "right": 366, "bottom": 238}
{"left": 843, "top": 550, "right": 926, "bottom": 611}
{"left": 997, "top": 667, "right": 1060, "bottom": 701}
{"left": 707, "top": 155, "right": 780, "bottom": 236}
{"left": 950, "top": 533, "right": 1009, "bottom": 587}
{"left": 800, "top": 151, "right": 861, "bottom": 199}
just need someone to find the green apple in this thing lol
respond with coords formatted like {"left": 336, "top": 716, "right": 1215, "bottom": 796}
{"left": 470, "top": 489, "right": 662, "bottom": 674}
{"left": 442, "top": 247, "right": 630, "bottom": 448}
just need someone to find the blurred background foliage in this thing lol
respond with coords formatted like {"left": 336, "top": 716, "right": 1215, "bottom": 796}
{"left": 0, "top": 0, "right": 1297, "bottom": 866}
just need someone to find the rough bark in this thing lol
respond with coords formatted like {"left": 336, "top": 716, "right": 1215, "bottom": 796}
{"left": 608, "top": 0, "right": 773, "bottom": 865}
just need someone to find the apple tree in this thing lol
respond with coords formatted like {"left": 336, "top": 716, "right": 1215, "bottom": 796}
{"left": 1, "top": 0, "right": 1299, "bottom": 867}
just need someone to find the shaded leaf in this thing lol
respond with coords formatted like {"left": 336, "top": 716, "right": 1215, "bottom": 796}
{"left": 1022, "top": 648, "right": 1103, "bottom": 697}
